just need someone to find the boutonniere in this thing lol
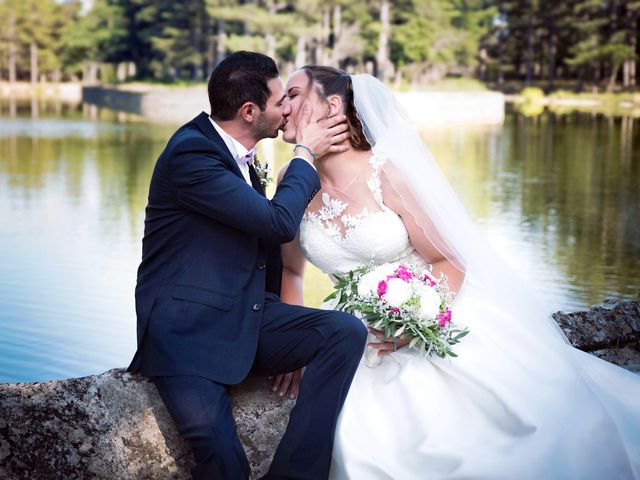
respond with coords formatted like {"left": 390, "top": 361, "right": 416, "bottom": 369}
{"left": 254, "top": 157, "right": 273, "bottom": 190}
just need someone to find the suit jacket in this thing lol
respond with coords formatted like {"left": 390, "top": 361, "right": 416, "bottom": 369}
{"left": 128, "top": 111, "right": 320, "bottom": 384}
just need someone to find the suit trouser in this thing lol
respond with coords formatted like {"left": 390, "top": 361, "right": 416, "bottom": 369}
{"left": 154, "top": 296, "right": 367, "bottom": 480}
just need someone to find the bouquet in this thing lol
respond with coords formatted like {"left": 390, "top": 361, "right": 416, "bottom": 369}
{"left": 325, "top": 262, "right": 468, "bottom": 361}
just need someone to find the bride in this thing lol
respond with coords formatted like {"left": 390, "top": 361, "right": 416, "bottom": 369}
{"left": 274, "top": 65, "right": 640, "bottom": 479}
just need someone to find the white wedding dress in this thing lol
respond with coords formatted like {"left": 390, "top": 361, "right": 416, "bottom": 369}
{"left": 299, "top": 154, "right": 640, "bottom": 479}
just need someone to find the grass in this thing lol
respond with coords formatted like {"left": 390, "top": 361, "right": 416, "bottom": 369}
{"left": 548, "top": 90, "right": 639, "bottom": 104}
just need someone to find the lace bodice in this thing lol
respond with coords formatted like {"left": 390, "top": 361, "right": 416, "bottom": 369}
{"left": 300, "top": 155, "right": 416, "bottom": 276}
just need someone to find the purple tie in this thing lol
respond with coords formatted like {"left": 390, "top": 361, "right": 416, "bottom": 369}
{"left": 239, "top": 147, "right": 256, "bottom": 166}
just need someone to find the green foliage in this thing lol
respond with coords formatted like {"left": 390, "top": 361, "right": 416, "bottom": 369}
{"left": 520, "top": 86, "right": 545, "bottom": 102}
{"left": 0, "top": 0, "right": 638, "bottom": 89}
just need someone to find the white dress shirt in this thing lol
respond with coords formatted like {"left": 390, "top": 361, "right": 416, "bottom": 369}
{"left": 209, "top": 117, "right": 253, "bottom": 185}
{"left": 208, "top": 116, "right": 317, "bottom": 188}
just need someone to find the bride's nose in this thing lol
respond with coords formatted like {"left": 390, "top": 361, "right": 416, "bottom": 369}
{"left": 282, "top": 98, "right": 292, "bottom": 117}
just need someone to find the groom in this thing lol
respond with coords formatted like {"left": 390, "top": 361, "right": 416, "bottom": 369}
{"left": 127, "top": 51, "right": 367, "bottom": 479}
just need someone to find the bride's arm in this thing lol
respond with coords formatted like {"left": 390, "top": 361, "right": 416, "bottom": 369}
{"left": 281, "top": 232, "right": 306, "bottom": 306}
{"left": 268, "top": 162, "right": 306, "bottom": 399}
{"left": 278, "top": 160, "right": 307, "bottom": 306}
{"left": 379, "top": 166, "right": 466, "bottom": 295}
{"left": 365, "top": 164, "right": 467, "bottom": 356}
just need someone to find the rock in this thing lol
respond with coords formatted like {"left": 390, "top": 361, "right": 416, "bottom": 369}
{"left": 552, "top": 301, "right": 640, "bottom": 372}
{"left": 0, "top": 371, "right": 293, "bottom": 479}
{"left": 0, "top": 301, "right": 638, "bottom": 479}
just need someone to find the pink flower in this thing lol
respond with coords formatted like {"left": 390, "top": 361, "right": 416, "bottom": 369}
{"left": 395, "top": 265, "right": 414, "bottom": 282}
{"left": 437, "top": 307, "right": 452, "bottom": 328}
{"left": 377, "top": 280, "right": 388, "bottom": 297}
{"left": 390, "top": 307, "right": 400, "bottom": 315}
{"left": 422, "top": 273, "right": 436, "bottom": 287}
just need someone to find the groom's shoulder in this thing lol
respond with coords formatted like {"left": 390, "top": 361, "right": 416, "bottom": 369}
{"left": 165, "top": 122, "right": 221, "bottom": 158}
{"left": 168, "top": 121, "right": 207, "bottom": 148}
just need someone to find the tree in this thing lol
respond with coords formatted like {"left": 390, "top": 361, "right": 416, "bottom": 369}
{"left": 450, "top": 0, "right": 497, "bottom": 77}
{"left": 391, "top": 0, "right": 460, "bottom": 83}
{"left": 59, "top": 0, "right": 127, "bottom": 82}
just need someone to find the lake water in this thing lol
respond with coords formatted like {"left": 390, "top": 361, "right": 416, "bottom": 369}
{"left": 0, "top": 101, "right": 638, "bottom": 383}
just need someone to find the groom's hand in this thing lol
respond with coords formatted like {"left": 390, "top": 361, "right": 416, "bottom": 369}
{"left": 267, "top": 368, "right": 303, "bottom": 399}
{"left": 296, "top": 104, "right": 349, "bottom": 160}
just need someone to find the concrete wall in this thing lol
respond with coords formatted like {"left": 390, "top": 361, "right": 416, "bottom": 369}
{"left": 0, "top": 82, "right": 82, "bottom": 103}
{"left": 83, "top": 86, "right": 209, "bottom": 125}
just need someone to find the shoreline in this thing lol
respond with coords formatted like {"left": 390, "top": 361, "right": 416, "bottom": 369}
{"left": 506, "top": 90, "right": 640, "bottom": 116}
{"left": 81, "top": 84, "right": 506, "bottom": 127}
{"left": 2, "top": 81, "right": 638, "bottom": 120}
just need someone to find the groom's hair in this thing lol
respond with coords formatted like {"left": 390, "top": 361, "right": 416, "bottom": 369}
{"left": 208, "top": 51, "right": 279, "bottom": 121}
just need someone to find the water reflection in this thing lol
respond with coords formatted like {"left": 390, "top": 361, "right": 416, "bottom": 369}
{"left": 0, "top": 102, "right": 175, "bottom": 382}
{"left": 420, "top": 111, "right": 639, "bottom": 309}
{"left": 0, "top": 102, "right": 638, "bottom": 382}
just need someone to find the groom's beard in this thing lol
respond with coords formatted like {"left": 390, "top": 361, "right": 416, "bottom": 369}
{"left": 252, "top": 112, "right": 282, "bottom": 140}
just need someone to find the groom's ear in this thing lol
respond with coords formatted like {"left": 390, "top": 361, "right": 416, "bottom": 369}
{"left": 239, "top": 102, "right": 258, "bottom": 123}
{"left": 327, "top": 95, "right": 343, "bottom": 117}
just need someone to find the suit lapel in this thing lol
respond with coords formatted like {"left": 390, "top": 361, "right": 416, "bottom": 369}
{"left": 193, "top": 111, "right": 245, "bottom": 181}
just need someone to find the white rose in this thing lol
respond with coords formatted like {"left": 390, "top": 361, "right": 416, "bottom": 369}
{"left": 357, "top": 271, "right": 380, "bottom": 297}
{"left": 357, "top": 263, "right": 398, "bottom": 297}
{"left": 418, "top": 286, "right": 442, "bottom": 321}
{"left": 385, "top": 278, "right": 412, "bottom": 308}
{"left": 372, "top": 262, "right": 398, "bottom": 280}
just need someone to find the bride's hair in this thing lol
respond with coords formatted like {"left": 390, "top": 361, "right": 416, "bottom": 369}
{"left": 301, "top": 65, "right": 371, "bottom": 151}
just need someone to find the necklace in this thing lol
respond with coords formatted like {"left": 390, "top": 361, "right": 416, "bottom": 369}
{"left": 318, "top": 161, "right": 368, "bottom": 193}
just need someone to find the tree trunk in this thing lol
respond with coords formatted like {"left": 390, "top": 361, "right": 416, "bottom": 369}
{"left": 576, "top": 68, "right": 584, "bottom": 92}
{"left": 117, "top": 63, "right": 127, "bottom": 82}
{"left": 478, "top": 47, "right": 487, "bottom": 82}
{"left": 329, "top": 5, "right": 343, "bottom": 67}
{"left": 295, "top": 35, "right": 306, "bottom": 67}
{"left": 30, "top": 43, "right": 38, "bottom": 85}
{"left": 623, "top": 60, "right": 631, "bottom": 87}
{"left": 266, "top": 1, "right": 278, "bottom": 61}
{"left": 316, "top": 8, "right": 330, "bottom": 65}
{"left": 266, "top": 34, "right": 276, "bottom": 59}
{"left": 8, "top": 13, "right": 17, "bottom": 84}
{"left": 214, "top": 20, "right": 228, "bottom": 67}
{"left": 606, "top": 1, "right": 619, "bottom": 92}
{"left": 592, "top": 59, "right": 600, "bottom": 92}
{"left": 84, "top": 62, "right": 99, "bottom": 84}
{"left": 193, "top": 7, "right": 203, "bottom": 81}
{"left": 203, "top": 13, "right": 214, "bottom": 80}
{"left": 497, "top": 26, "right": 504, "bottom": 86}
{"left": 547, "top": 20, "right": 557, "bottom": 92}
{"left": 324, "top": 8, "right": 330, "bottom": 64}
{"left": 376, "top": 0, "right": 393, "bottom": 82}
{"left": 333, "top": 4, "right": 342, "bottom": 40}
{"left": 636, "top": 16, "right": 640, "bottom": 86}
{"left": 497, "top": 42, "right": 504, "bottom": 87}
{"left": 607, "top": 62, "right": 619, "bottom": 92}
{"left": 626, "top": 9, "right": 638, "bottom": 87}
{"left": 525, "top": 7, "right": 535, "bottom": 85}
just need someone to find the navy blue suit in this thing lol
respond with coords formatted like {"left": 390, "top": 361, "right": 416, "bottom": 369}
{"left": 128, "top": 112, "right": 367, "bottom": 479}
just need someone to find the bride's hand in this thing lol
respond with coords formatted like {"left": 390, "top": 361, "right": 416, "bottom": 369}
{"left": 267, "top": 368, "right": 304, "bottom": 399}
{"left": 368, "top": 327, "right": 411, "bottom": 356}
